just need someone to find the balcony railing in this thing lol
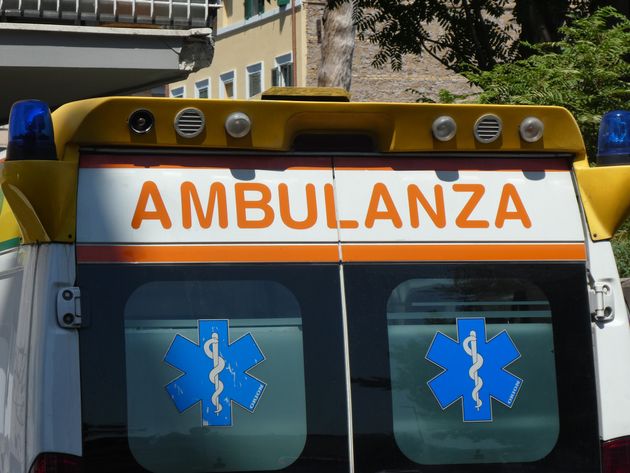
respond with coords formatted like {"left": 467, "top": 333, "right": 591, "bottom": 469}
{"left": 0, "top": 0, "right": 220, "bottom": 27}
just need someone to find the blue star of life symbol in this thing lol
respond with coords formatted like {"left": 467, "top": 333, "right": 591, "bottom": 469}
{"left": 425, "top": 318, "right": 522, "bottom": 422}
{"left": 164, "top": 319, "right": 266, "bottom": 427}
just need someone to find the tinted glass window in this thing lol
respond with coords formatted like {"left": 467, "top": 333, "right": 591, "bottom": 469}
{"left": 125, "top": 281, "right": 306, "bottom": 472}
{"left": 78, "top": 264, "right": 349, "bottom": 473}
{"left": 344, "top": 263, "right": 599, "bottom": 473}
{"left": 387, "top": 278, "right": 558, "bottom": 464}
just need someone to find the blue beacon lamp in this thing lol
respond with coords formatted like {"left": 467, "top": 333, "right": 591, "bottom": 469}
{"left": 597, "top": 110, "right": 630, "bottom": 166}
{"left": 6, "top": 100, "right": 57, "bottom": 161}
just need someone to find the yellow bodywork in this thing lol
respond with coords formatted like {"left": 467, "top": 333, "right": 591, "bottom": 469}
{"left": 574, "top": 161, "right": 630, "bottom": 240}
{"left": 0, "top": 94, "right": 627, "bottom": 243}
{"left": 0, "top": 177, "right": 21, "bottom": 251}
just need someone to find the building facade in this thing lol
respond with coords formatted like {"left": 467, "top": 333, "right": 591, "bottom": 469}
{"left": 169, "top": 0, "right": 307, "bottom": 100}
{"left": 169, "top": 0, "right": 479, "bottom": 102}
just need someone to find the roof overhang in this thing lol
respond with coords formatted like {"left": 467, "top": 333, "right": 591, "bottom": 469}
{"left": 0, "top": 23, "right": 214, "bottom": 123}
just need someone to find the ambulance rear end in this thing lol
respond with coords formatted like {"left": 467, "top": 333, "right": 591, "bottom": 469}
{"left": 1, "top": 94, "right": 630, "bottom": 473}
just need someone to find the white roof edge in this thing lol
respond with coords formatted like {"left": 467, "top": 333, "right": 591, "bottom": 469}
{"left": 0, "top": 23, "right": 212, "bottom": 37}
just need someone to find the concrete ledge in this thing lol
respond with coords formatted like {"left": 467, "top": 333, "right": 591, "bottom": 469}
{"left": 0, "top": 24, "right": 213, "bottom": 121}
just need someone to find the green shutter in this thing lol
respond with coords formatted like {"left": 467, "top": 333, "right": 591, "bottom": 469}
{"left": 277, "top": 0, "right": 289, "bottom": 5}
{"left": 284, "top": 63, "right": 294, "bottom": 86}
{"left": 245, "top": 0, "right": 263, "bottom": 18}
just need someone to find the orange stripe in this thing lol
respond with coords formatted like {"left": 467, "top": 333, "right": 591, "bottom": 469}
{"left": 334, "top": 157, "right": 571, "bottom": 172}
{"left": 341, "top": 243, "right": 586, "bottom": 262}
{"left": 77, "top": 243, "right": 586, "bottom": 263}
{"left": 77, "top": 244, "right": 339, "bottom": 263}
{"left": 80, "top": 154, "right": 332, "bottom": 171}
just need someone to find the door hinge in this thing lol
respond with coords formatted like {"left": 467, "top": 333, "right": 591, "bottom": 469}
{"left": 588, "top": 279, "right": 615, "bottom": 322}
{"left": 57, "top": 287, "right": 82, "bottom": 329}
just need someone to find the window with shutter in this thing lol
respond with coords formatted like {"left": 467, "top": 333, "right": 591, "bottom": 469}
{"left": 272, "top": 53, "right": 294, "bottom": 87}
{"left": 244, "top": 0, "right": 263, "bottom": 19}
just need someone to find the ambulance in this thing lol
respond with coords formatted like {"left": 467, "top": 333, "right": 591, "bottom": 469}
{"left": 0, "top": 89, "right": 629, "bottom": 473}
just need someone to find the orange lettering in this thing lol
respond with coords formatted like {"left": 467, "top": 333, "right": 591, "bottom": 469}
{"left": 495, "top": 183, "right": 532, "bottom": 228}
{"left": 365, "top": 183, "right": 403, "bottom": 228}
{"left": 324, "top": 183, "right": 358, "bottom": 229}
{"left": 131, "top": 181, "right": 172, "bottom": 229}
{"left": 407, "top": 184, "right": 446, "bottom": 228}
{"left": 235, "top": 183, "right": 274, "bottom": 229}
{"left": 324, "top": 184, "right": 337, "bottom": 229}
{"left": 181, "top": 182, "right": 227, "bottom": 229}
{"left": 453, "top": 184, "right": 489, "bottom": 228}
{"left": 278, "top": 183, "right": 318, "bottom": 230}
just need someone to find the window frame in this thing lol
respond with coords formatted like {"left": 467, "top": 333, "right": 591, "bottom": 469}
{"left": 194, "top": 78, "right": 210, "bottom": 99}
{"left": 271, "top": 52, "right": 294, "bottom": 87}
{"left": 246, "top": 62, "right": 264, "bottom": 99}
{"left": 220, "top": 70, "right": 237, "bottom": 99}
{"left": 244, "top": 0, "right": 265, "bottom": 19}
{"left": 169, "top": 86, "right": 185, "bottom": 98}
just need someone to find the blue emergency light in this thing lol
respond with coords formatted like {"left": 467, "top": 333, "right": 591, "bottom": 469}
{"left": 597, "top": 110, "right": 630, "bottom": 166}
{"left": 6, "top": 100, "right": 57, "bottom": 161}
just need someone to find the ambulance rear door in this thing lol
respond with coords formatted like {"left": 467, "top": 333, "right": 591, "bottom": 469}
{"left": 333, "top": 155, "right": 600, "bottom": 473}
{"left": 75, "top": 153, "right": 351, "bottom": 473}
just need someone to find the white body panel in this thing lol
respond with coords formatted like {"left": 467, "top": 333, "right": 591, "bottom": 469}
{"left": 587, "top": 240, "right": 630, "bottom": 441}
{"left": 334, "top": 170, "right": 584, "bottom": 242}
{"left": 25, "top": 244, "right": 81, "bottom": 467}
{"left": 0, "top": 246, "right": 31, "bottom": 473}
{"left": 77, "top": 168, "right": 337, "bottom": 244}
{"left": 0, "top": 244, "right": 81, "bottom": 473}
{"left": 77, "top": 168, "right": 584, "bottom": 244}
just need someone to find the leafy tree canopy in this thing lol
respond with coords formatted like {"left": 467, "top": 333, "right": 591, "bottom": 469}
{"left": 452, "top": 7, "right": 630, "bottom": 276}
{"left": 327, "top": 0, "right": 626, "bottom": 74}
{"left": 466, "top": 7, "right": 629, "bottom": 159}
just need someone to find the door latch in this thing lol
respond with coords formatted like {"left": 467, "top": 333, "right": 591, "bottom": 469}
{"left": 588, "top": 280, "right": 614, "bottom": 322}
{"left": 57, "top": 287, "right": 82, "bottom": 328}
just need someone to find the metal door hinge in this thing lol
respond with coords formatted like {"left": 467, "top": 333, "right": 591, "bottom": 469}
{"left": 588, "top": 280, "right": 614, "bottom": 322}
{"left": 57, "top": 287, "right": 82, "bottom": 328}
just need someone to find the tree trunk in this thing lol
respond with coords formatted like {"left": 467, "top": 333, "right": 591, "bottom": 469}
{"left": 317, "top": 0, "right": 355, "bottom": 91}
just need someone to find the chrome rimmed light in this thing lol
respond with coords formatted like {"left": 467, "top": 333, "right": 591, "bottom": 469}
{"left": 519, "top": 116, "right": 544, "bottom": 143}
{"left": 432, "top": 116, "right": 457, "bottom": 142}
{"left": 225, "top": 112, "right": 252, "bottom": 138}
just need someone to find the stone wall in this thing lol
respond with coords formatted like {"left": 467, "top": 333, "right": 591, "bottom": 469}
{"left": 304, "top": 0, "right": 481, "bottom": 103}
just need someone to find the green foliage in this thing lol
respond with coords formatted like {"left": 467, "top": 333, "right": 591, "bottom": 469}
{"left": 465, "top": 7, "right": 630, "bottom": 159}
{"left": 437, "top": 90, "right": 458, "bottom": 104}
{"left": 327, "top": 0, "right": 617, "bottom": 73}
{"left": 613, "top": 219, "right": 630, "bottom": 278}
{"left": 406, "top": 88, "right": 466, "bottom": 103}
{"left": 328, "top": 0, "right": 517, "bottom": 72}
{"left": 462, "top": 7, "right": 630, "bottom": 275}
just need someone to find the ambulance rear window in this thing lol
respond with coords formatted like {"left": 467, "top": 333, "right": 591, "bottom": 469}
{"left": 387, "top": 278, "right": 558, "bottom": 464}
{"left": 343, "top": 263, "right": 599, "bottom": 473}
{"left": 77, "top": 264, "right": 350, "bottom": 473}
{"left": 124, "top": 280, "right": 306, "bottom": 473}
